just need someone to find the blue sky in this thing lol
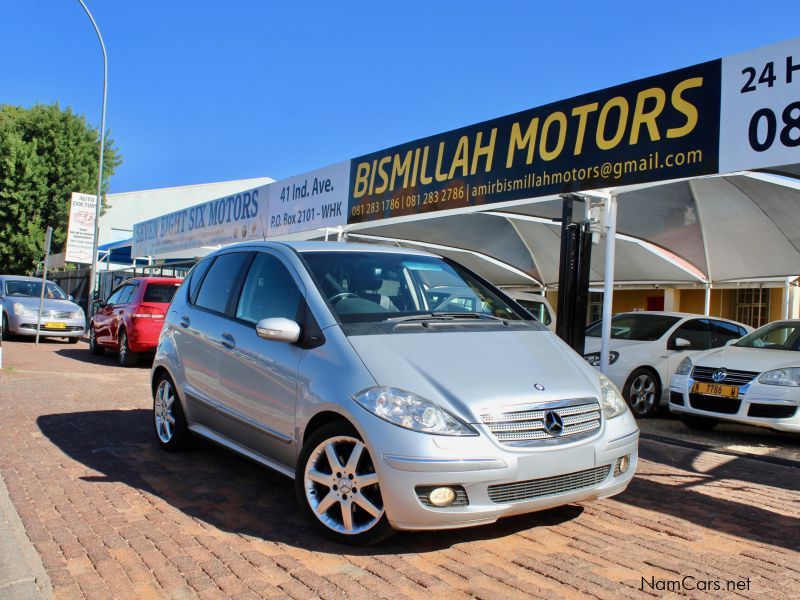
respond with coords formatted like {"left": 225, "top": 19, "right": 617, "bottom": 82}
{"left": 1, "top": 1, "right": 797, "bottom": 193}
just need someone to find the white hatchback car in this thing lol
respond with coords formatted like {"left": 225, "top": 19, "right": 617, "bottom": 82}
{"left": 583, "top": 312, "right": 750, "bottom": 417}
{"left": 669, "top": 320, "right": 800, "bottom": 433}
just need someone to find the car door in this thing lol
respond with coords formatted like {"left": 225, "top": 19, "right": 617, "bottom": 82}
{"left": 173, "top": 251, "right": 253, "bottom": 427}
{"left": 95, "top": 286, "right": 124, "bottom": 344}
{"left": 666, "top": 318, "right": 712, "bottom": 376}
{"left": 109, "top": 283, "right": 137, "bottom": 346}
{"left": 215, "top": 251, "right": 305, "bottom": 467}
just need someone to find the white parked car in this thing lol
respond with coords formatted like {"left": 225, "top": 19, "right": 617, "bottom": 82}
{"left": 503, "top": 290, "right": 556, "bottom": 332}
{"left": 669, "top": 320, "right": 800, "bottom": 433}
{"left": 583, "top": 312, "right": 751, "bottom": 417}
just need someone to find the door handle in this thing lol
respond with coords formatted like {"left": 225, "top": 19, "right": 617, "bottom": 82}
{"left": 221, "top": 332, "right": 236, "bottom": 349}
{"left": 179, "top": 315, "right": 190, "bottom": 328}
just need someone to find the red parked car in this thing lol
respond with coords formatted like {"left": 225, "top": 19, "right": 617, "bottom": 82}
{"left": 89, "top": 277, "right": 183, "bottom": 366}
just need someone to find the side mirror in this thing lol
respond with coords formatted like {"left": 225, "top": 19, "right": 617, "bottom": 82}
{"left": 674, "top": 337, "right": 691, "bottom": 350}
{"left": 92, "top": 299, "right": 106, "bottom": 310}
{"left": 256, "top": 317, "right": 300, "bottom": 343}
{"left": 725, "top": 338, "right": 738, "bottom": 346}
{"left": 68, "top": 294, "right": 74, "bottom": 301}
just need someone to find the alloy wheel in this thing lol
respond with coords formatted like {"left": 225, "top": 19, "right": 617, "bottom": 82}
{"left": 119, "top": 332, "right": 128, "bottom": 363}
{"left": 154, "top": 379, "right": 176, "bottom": 443}
{"left": 304, "top": 436, "right": 384, "bottom": 535}
{"left": 629, "top": 373, "right": 656, "bottom": 415}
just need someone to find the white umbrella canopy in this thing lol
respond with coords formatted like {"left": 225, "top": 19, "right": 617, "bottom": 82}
{"left": 348, "top": 211, "right": 704, "bottom": 288}
{"left": 497, "top": 172, "right": 800, "bottom": 283}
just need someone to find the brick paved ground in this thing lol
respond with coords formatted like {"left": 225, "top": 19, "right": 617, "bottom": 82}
{"left": 0, "top": 339, "right": 798, "bottom": 599}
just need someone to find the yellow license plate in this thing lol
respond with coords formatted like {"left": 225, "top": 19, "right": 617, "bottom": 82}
{"left": 692, "top": 381, "right": 738, "bottom": 398}
{"left": 44, "top": 322, "right": 66, "bottom": 330}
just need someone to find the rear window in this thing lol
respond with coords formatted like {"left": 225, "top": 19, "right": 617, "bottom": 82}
{"left": 144, "top": 283, "right": 181, "bottom": 303}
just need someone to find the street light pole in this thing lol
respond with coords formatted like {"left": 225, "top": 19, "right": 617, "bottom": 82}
{"left": 77, "top": 0, "right": 107, "bottom": 319}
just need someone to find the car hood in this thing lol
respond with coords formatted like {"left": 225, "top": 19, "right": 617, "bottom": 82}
{"left": 5, "top": 296, "right": 80, "bottom": 312}
{"left": 583, "top": 337, "right": 651, "bottom": 353}
{"left": 347, "top": 328, "right": 602, "bottom": 423}
{"left": 690, "top": 346, "right": 800, "bottom": 372}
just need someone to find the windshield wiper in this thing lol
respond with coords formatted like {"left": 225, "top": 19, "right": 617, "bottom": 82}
{"left": 385, "top": 312, "right": 506, "bottom": 323}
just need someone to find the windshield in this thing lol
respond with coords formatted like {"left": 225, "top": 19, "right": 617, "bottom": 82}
{"left": 586, "top": 313, "right": 680, "bottom": 341}
{"left": 301, "top": 251, "right": 526, "bottom": 324}
{"left": 735, "top": 321, "right": 800, "bottom": 351}
{"left": 4, "top": 280, "right": 67, "bottom": 300}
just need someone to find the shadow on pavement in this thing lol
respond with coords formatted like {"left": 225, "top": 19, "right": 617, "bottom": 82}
{"left": 54, "top": 348, "right": 153, "bottom": 369}
{"left": 36, "top": 409, "right": 582, "bottom": 554}
{"left": 613, "top": 438, "right": 800, "bottom": 552}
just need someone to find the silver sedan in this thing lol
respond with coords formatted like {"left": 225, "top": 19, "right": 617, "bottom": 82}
{"left": 0, "top": 275, "right": 85, "bottom": 342}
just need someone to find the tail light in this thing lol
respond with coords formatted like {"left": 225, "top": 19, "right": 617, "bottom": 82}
{"left": 131, "top": 306, "right": 165, "bottom": 320}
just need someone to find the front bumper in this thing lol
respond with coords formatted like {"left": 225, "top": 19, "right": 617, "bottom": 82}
{"left": 8, "top": 314, "right": 85, "bottom": 338}
{"left": 356, "top": 409, "right": 639, "bottom": 531}
{"left": 669, "top": 373, "right": 800, "bottom": 433}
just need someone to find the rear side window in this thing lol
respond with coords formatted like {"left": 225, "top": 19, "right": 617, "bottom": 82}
{"left": 188, "top": 258, "right": 215, "bottom": 305}
{"left": 117, "top": 285, "right": 136, "bottom": 304}
{"left": 194, "top": 253, "right": 252, "bottom": 314}
{"left": 144, "top": 283, "right": 181, "bottom": 303}
{"left": 236, "top": 253, "right": 301, "bottom": 323}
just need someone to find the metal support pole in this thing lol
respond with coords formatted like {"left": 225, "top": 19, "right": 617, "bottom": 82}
{"left": 600, "top": 194, "right": 617, "bottom": 375}
{"left": 704, "top": 282, "right": 711, "bottom": 316}
{"left": 36, "top": 227, "right": 53, "bottom": 347}
{"left": 77, "top": 0, "right": 108, "bottom": 321}
{"left": 783, "top": 277, "right": 791, "bottom": 320}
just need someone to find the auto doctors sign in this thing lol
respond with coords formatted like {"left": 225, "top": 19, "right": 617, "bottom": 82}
{"left": 348, "top": 36, "right": 799, "bottom": 224}
{"left": 133, "top": 186, "right": 267, "bottom": 256}
{"left": 64, "top": 192, "right": 97, "bottom": 264}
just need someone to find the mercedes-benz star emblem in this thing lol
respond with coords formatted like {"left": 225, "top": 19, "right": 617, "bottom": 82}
{"left": 712, "top": 369, "right": 728, "bottom": 383}
{"left": 543, "top": 411, "right": 564, "bottom": 435}
{"left": 534, "top": 383, "right": 545, "bottom": 391}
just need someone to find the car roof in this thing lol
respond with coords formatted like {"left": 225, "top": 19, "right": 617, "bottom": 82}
{"left": 216, "top": 240, "right": 437, "bottom": 257}
{"left": 0, "top": 275, "right": 52, "bottom": 282}
{"left": 613, "top": 311, "right": 748, "bottom": 326}
{"left": 127, "top": 276, "right": 183, "bottom": 283}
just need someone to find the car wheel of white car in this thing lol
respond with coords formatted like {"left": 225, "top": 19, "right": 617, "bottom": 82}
{"left": 1, "top": 313, "right": 10, "bottom": 340}
{"left": 296, "top": 421, "right": 393, "bottom": 545}
{"left": 623, "top": 368, "right": 659, "bottom": 418}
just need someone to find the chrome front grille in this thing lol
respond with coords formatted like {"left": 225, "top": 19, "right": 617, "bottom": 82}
{"left": 480, "top": 399, "right": 601, "bottom": 444}
{"left": 488, "top": 465, "right": 611, "bottom": 504}
{"left": 692, "top": 366, "right": 758, "bottom": 386}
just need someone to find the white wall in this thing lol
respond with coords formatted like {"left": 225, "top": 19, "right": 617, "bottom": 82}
{"left": 99, "top": 177, "right": 274, "bottom": 245}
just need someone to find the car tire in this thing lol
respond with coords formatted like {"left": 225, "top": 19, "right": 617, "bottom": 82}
{"left": 118, "top": 330, "right": 139, "bottom": 367}
{"left": 623, "top": 368, "right": 660, "bottom": 418}
{"left": 295, "top": 421, "right": 394, "bottom": 545}
{"left": 89, "top": 327, "right": 104, "bottom": 355}
{"left": 153, "top": 373, "right": 191, "bottom": 451}
{"left": 1, "top": 312, "right": 11, "bottom": 340}
{"left": 679, "top": 414, "right": 718, "bottom": 431}
{"left": 67, "top": 337, "right": 79, "bottom": 344}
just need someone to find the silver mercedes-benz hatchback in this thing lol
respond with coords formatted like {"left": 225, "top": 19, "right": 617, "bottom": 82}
{"left": 151, "top": 241, "right": 638, "bottom": 544}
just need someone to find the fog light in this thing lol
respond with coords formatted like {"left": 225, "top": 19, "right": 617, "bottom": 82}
{"left": 428, "top": 487, "right": 457, "bottom": 507}
{"left": 614, "top": 455, "right": 630, "bottom": 477}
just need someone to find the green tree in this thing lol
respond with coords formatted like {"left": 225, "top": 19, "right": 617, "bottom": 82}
{"left": 0, "top": 103, "right": 121, "bottom": 273}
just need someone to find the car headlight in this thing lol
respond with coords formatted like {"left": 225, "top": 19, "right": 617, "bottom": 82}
{"left": 70, "top": 309, "right": 84, "bottom": 320}
{"left": 352, "top": 387, "right": 478, "bottom": 436}
{"left": 598, "top": 373, "right": 628, "bottom": 419}
{"left": 583, "top": 351, "right": 619, "bottom": 367}
{"left": 675, "top": 356, "right": 692, "bottom": 376}
{"left": 12, "top": 303, "right": 35, "bottom": 317}
{"left": 758, "top": 368, "right": 800, "bottom": 387}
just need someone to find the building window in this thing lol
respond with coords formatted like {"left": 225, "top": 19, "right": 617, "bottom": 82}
{"left": 735, "top": 288, "right": 769, "bottom": 328}
{"left": 587, "top": 292, "right": 603, "bottom": 325}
